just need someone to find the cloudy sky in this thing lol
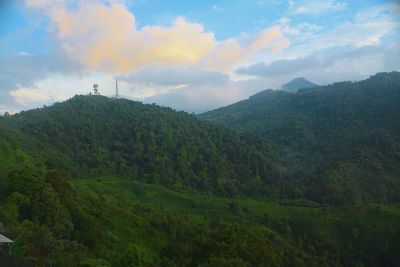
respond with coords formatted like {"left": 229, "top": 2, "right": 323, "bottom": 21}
{"left": 1, "top": 0, "right": 399, "bottom": 113}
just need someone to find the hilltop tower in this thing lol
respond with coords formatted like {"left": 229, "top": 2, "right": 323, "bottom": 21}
{"left": 93, "top": 84, "right": 99, "bottom": 95}
{"left": 115, "top": 79, "right": 119, "bottom": 98}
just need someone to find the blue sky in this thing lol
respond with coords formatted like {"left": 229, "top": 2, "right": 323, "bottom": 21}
{"left": 0, "top": 0, "right": 399, "bottom": 113}
{"left": 129, "top": 0, "right": 382, "bottom": 39}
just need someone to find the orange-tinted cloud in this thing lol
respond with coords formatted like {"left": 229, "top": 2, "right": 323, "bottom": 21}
{"left": 203, "top": 27, "right": 289, "bottom": 72}
{"left": 26, "top": 0, "right": 289, "bottom": 74}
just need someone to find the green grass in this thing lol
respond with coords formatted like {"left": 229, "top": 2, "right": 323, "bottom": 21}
{"left": 72, "top": 176, "right": 400, "bottom": 254}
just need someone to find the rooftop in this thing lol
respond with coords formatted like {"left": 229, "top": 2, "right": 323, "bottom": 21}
{"left": 0, "top": 234, "right": 13, "bottom": 243}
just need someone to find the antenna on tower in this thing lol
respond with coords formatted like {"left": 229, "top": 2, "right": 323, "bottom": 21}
{"left": 115, "top": 79, "right": 119, "bottom": 98}
{"left": 93, "top": 84, "right": 99, "bottom": 95}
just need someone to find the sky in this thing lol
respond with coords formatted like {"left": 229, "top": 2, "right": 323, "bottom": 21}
{"left": 0, "top": 0, "right": 399, "bottom": 113}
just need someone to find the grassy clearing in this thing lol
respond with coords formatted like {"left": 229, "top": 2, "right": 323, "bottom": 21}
{"left": 72, "top": 176, "right": 400, "bottom": 252}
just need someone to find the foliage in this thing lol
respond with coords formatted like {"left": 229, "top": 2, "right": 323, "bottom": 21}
{"left": 2, "top": 95, "right": 273, "bottom": 197}
{"left": 202, "top": 72, "right": 400, "bottom": 203}
{"left": 0, "top": 72, "right": 399, "bottom": 265}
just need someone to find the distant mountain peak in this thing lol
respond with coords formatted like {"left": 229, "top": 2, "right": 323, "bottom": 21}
{"left": 281, "top": 77, "right": 317, "bottom": 92}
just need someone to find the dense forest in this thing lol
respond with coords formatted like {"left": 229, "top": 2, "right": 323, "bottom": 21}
{"left": 1, "top": 95, "right": 276, "bottom": 196}
{"left": 202, "top": 72, "right": 400, "bottom": 204}
{"left": 0, "top": 72, "right": 399, "bottom": 266}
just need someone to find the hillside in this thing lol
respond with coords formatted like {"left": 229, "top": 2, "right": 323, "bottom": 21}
{"left": 0, "top": 96, "right": 279, "bottom": 265}
{"left": 0, "top": 95, "right": 275, "bottom": 197}
{"left": 0, "top": 86, "right": 399, "bottom": 266}
{"left": 201, "top": 72, "right": 400, "bottom": 203}
{"left": 3, "top": 174, "right": 399, "bottom": 266}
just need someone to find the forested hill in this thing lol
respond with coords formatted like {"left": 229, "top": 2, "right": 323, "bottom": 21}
{"left": 0, "top": 76, "right": 399, "bottom": 266}
{"left": 0, "top": 95, "right": 274, "bottom": 196}
{"left": 201, "top": 72, "right": 400, "bottom": 203}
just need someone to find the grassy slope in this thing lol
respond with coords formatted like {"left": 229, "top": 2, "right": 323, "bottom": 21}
{"left": 72, "top": 176, "right": 400, "bottom": 264}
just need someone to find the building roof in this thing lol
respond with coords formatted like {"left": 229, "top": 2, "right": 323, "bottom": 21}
{"left": 0, "top": 234, "right": 13, "bottom": 243}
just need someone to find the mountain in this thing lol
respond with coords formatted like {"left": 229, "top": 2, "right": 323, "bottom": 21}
{"left": 0, "top": 95, "right": 279, "bottom": 265}
{"left": 201, "top": 72, "right": 400, "bottom": 203}
{"left": 281, "top": 77, "right": 317, "bottom": 92}
{"left": 0, "top": 95, "right": 275, "bottom": 197}
{"left": 0, "top": 86, "right": 399, "bottom": 266}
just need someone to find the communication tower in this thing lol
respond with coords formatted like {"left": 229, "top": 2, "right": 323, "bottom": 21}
{"left": 115, "top": 79, "right": 119, "bottom": 98}
{"left": 93, "top": 84, "right": 99, "bottom": 95}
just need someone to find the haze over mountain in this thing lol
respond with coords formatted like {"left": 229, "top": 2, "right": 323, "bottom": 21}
{"left": 280, "top": 77, "right": 317, "bottom": 92}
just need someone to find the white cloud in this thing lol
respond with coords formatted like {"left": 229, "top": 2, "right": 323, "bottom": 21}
{"left": 288, "top": 0, "right": 295, "bottom": 9}
{"left": 11, "top": 0, "right": 291, "bottom": 110}
{"left": 291, "top": 0, "right": 346, "bottom": 14}
{"left": 145, "top": 41, "right": 400, "bottom": 113}
{"left": 10, "top": 0, "right": 399, "bottom": 114}
{"left": 88, "top": 5, "right": 400, "bottom": 113}
{"left": 277, "top": 2, "right": 400, "bottom": 58}
{"left": 143, "top": 78, "right": 278, "bottom": 113}
{"left": 277, "top": 17, "right": 321, "bottom": 40}
{"left": 236, "top": 44, "right": 400, "bottom": 78}
{"left": 119, "top": 65, "right": 229, "bottom": 87}
{"left": 18, "top": 51, "right": 31, "bottom": 56}
{"left": 212, "top": 5, "right": 222, "bottom": 11}
{"left": 0, "top": 51, "right": 84, "bottom": 111}
{"left": 116, "top": 66, "right": 230, "bottom": 99}
{"left": 9, "top": 72, "right": 118, "bottom": 107}
{"left": 323, "top": 21, "right": 395, "bottom": 48}
{"left": 26, "top": 0, "right": 289, "bottom": 74}
{"left": 10, "top": 87, "right": 52, "bottom": 106}
{"left": 354, "top": 3, "right": 400, "bottom": 24}
{"left": 0, "top": 105, "right": 18, "bottom": 115}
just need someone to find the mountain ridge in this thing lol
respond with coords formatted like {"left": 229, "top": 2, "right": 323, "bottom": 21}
{"left": 1, "top": 94, "right": 276, "bottom": 197}
{"left": 0, "top": 72, "right": 400, "bottom": 266}
{"left": 201, "top": 71, "right": 400, "bottom": 203}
